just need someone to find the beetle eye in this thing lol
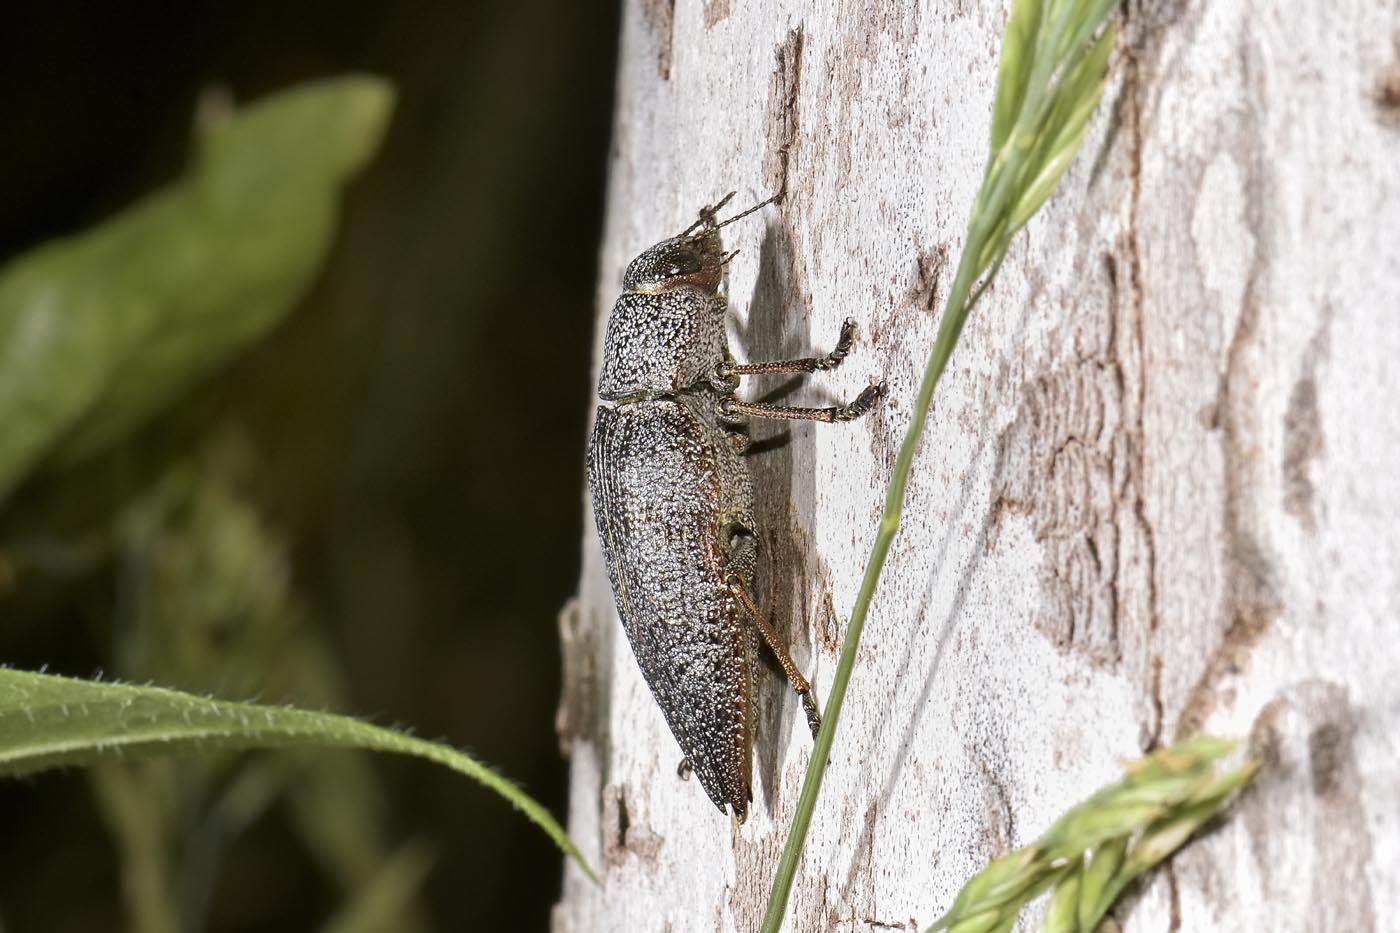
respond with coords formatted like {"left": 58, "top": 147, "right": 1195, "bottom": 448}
{"left": 666, "top": 250, "right": 701, "bottom": 277}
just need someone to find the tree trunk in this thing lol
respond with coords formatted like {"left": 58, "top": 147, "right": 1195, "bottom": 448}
{"left": 554, "top": 2, "right": 1400, "bottom": 929}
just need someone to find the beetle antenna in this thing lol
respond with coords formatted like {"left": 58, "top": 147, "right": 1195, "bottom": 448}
{"left": 680, "top": 191, "right": 779, "bottom": 237}
{"left": 681, "top": 191, "right": 738, "bottom": 236}
{"left": 712, "top": 192, "right": 781, "bottom": 231}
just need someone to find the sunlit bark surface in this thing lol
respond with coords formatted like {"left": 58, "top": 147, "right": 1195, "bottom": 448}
{"left": 555, "top": 2, "right": 1400, "bottom": 929}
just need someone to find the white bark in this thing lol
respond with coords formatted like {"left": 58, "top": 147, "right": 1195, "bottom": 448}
{"left": 554, "top": 2, "right": 1400, "bottom": 930}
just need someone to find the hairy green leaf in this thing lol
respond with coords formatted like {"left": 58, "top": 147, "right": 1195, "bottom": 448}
{"left": 0, "top": 667, "right": 596, "bottom": 881}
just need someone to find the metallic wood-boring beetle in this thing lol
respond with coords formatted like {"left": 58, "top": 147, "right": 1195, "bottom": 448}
{"left": 587, "top": 192, "right": 884, "bottom": 822}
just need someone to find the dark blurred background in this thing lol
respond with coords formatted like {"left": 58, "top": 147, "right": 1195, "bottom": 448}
{"left": 0, "top": 2, "right": 618, "bottom": 931}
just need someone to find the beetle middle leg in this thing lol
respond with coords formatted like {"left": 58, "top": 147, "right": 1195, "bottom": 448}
{"left": 720, "top": 382, "right": 886, "bottom": 424}
{"left": 725, "top": 574, "right": 822, "bottom": 738}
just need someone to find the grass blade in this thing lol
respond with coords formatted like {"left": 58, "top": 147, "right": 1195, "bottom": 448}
{"left": 926, "top": 739, "right": 1255, "bottom": 933}
{"left": 991, "top": 0, "right": 1044, "bottom": 153}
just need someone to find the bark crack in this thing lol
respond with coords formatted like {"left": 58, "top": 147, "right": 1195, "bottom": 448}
{"left": 763, "top": 27, "right": 805, "bottom": 199}
{"left": 1123, "top": 3, "right": 1160, "bottom": 649}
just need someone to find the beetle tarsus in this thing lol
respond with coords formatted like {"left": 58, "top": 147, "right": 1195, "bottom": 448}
{"left": 800, "top": 689, "right": 822, "bottom": 739}
{"left": 834, "top": 381, "right": 887, "bottom": 422}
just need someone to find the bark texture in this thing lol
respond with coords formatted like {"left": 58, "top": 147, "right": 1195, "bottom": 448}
{"left": 555, "top": 2, "right": 1400, "bottom": 929}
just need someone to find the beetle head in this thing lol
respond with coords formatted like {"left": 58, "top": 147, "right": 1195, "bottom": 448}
{"left": 621, "top": 192, "right": 779, "bottom": 294}
{"left": 621, "top": 229, "right": 728, "bottom": 294}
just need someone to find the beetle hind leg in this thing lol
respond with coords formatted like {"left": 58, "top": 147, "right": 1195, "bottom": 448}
{"left": 725, "top": 574, "right": 823, "bottom": 740}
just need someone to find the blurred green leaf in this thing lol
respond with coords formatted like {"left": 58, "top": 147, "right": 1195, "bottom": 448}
{"left": 88, "top": 760, "right": 182, "bottom": 933}
{"left": 70, "top": 439, "right": 433, "bottom": 931}
{"left": 0, "top": 667, "right": 597, "bottom": 882}
{"left": 0, "top": 75, "right": 395, "bottom": 504}
{"left": 1075, "top": 835, "right": 1125, "bottom": 931}
{"left": 1041, "top": 861, "right": 1081, "bottom": 933}
{"left": 319, "top": 840, "right": 436, "bottom": 933}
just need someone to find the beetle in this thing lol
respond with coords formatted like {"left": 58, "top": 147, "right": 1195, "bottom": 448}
{"left": 587, "top": 192, "right": 884, "bottom": 822}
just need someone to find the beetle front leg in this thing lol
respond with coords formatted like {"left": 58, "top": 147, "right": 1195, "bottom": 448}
{"left": 725, "top": 574, "right": 822, "bottom": 738}
{"left": 723, "top": 318, "right": 860, "bottom": 377}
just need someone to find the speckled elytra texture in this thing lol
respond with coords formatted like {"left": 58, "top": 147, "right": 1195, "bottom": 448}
{"left": 589, "top": 391, "right": 760, "bottom": 817}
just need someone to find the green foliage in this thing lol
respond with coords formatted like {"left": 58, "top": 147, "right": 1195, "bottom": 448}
{"left": 0, "top": 76, "right": 394, "bottom": 502}
{"left": 0, "top": 666, "right": 596, "bottom": 881}
{"left": 763, "top": 3, "right": 1122, "bottom": 930}
{"left": 320, "top": 841, "right": 437, "bottom": 933}
{"left": 81, "top": 443, "right": 433, "bottom": 933}
{"left": 0, "top": 75, "right": 595, "bottom": 922}
{"left": 928, "top": 738, "right": 1257, "bottom": 933}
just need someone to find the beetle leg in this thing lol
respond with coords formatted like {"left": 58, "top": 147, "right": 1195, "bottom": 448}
{"left": 719, "top": 381, "right": 886, "bottom": 424}
{"left": 677, "top": 757, "right": 693, "bottom": 780}
{"left": 725, "top": 574, "right": 822, "bottom": 739}
{"left": 725, "top": 318, "right": 860, "bottom": 376}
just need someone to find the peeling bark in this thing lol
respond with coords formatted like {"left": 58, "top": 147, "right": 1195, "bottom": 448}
{"left": 555, "top": 2, "right": 1400, "bottom": 929}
